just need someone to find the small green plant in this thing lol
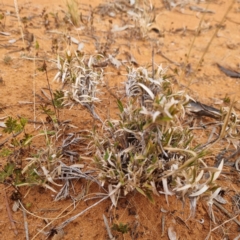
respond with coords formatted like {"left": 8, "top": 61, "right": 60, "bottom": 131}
{"left": 17, "top": 130, "right": 64, "bottom": 192}
{"left": 0, "top": 162, "right": 15, "bottom": 183}
{"left": 35, "top": 40, "right": 40, "bottom": 51}
{"left": 25, "top": 202, "right": 32, "bottom": 208}
{"left": 0, "top": 161, "right": 24, "bottom": 184}
{"left": 39, "top": 61, "right": 61, "bottom": 123}
{"left": 0, "top": 148, "right": 12, "bottom": 157}
{"left": 112, "top": 222, "right": 129, "bottom": 234}
{"left": 3, "top": 55, "right": 12, "bottom": 65}
{"left": 53, "top": 90, "right": 64, "bottom": 109}
{"left": 3, "top": 116, "right": 32, "bottom": 148}
{"left": 0, "top": 126, "right": 66, "bottom": 193}
{"left": 40, "top": 104, "right": 58, "bottom": 124}
{"left": 223, "top": 94, "right": 230, "bottom": 104}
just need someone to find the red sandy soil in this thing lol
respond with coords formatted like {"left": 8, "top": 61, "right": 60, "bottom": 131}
{"left": 0, "top": 0, "right": 239, "bottom": 239}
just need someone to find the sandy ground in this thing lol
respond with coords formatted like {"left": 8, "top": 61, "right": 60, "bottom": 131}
{"left": 0, "top": 0, "right": 240, "bottom": 239}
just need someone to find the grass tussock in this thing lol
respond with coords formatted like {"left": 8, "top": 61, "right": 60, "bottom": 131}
{"left": 91, "top": 64, "right": 239, "bottom": 214}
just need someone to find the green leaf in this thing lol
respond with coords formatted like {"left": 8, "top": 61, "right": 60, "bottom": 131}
{"left": 117, "top": 99, "right": 124, "bottom": 113}
{"left": 22, "top": 133, "right": 33, "bottom": 146}
{"left": 104, "top": 151, "right": 109, "bottom": 161}
{"left": 11, "top": 138, "right": 20, "bottom": 147}
{"left": 39, "top": 130, "right": 56, "bottom": 136}
{"left": 40, "top": 105, "right": 55, "bottom": 116}
{"left": 107, "top": 121, "right": 114, "bottom": 129}
{"left": 35, "top": 40, "right": 40, "bottom": 50}
{"left": 0, "top": 162, "right": 15, "bottom": 183}
{"left": 53, "top": 90, "right": 64, "bottom": 109}
{"left": 3, "top": 117, "right": 18, "bottom": 134}
{"left": 136, "top": 187, "right": 147, "bottom": 197}
{"left": 20, "top": 117, "right": 28, "bottom": 128}
{"left": 145, "top": 191, "right": 154, "bottom": 204}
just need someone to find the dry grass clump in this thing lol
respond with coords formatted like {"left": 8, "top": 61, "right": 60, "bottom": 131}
{"left": 96, "top": 0, "right": 156, "bottom": 39}
{"left": 54, "top": 51, "right": 104, "bottom": 121}
{"left": 19, "top": 132, "right": 63, "bottom": 192}
{"left": 66, "top": 0, "right": 80, "bottom": 26}
{"left": 16, "top": 128, "right": 95, "bottom": 199}
{"left": 91, "top": 64, "right": 237, "bottom": 213}
{"left": 127, "top": 0, "right": 156, "bottom": 39}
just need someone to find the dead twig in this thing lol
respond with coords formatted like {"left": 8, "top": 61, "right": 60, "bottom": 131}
{"left": 226, "top": 148, "right": 240, "bottom": 161}
{"left": 105, "top": 83, "right": 119, "bottom": 100}
{"left": 22, "top": 206, "right": 29, "bottom": 240}
{"left": 213, "top": 200, "right": 240, "bottom": 227}
{"left": 4, "top": 190, "right": 18, "bottom": 236}
{"left": 157, "top": 50, "right": 181, "bottom": 66}
{"left": 217, "top": 64, "right": 240, "bottom": 78}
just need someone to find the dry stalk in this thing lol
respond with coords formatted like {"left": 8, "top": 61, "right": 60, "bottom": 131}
{"left": 211, "top": 215, "right": 239, "bottom": 232}
{"left": 197, "top": 0, "right": 235, "bottom": 70}
{"left": 33, "top": 48, "right": 36, "bottom": 128}
{"left": 205, "top": 99, "right": 235, "bottom": 151}
{"left": 13, "top": 0, "right": 25, "bottom": 48}
{"left": 22, "top": 208, "right": 29, "bottom": 240}
{"left": 43, "top": 61, "right": 59, "bottom": 119}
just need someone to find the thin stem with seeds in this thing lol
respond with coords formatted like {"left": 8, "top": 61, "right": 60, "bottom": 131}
{"left": 43, "top": 61, "right": 59, "bottom": 120}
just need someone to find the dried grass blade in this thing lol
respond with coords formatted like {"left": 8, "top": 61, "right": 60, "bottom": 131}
{"left": 138, "top": 83, "right": 154, "bottom": 99}
{"left": 189, "top": 185, "right": 209, "bottom": 197}
{"left": 22, "top": 207, "right": 29, "bottom": 240}
{"left": 103, "top": 214, "right": 115, "bottom": 240}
